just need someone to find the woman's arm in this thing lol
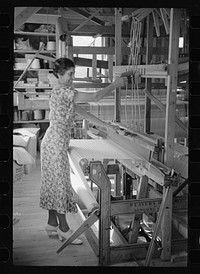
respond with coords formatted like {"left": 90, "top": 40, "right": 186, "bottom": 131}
{"left": 74, "top": 76, "right": 128, "bottom": 103}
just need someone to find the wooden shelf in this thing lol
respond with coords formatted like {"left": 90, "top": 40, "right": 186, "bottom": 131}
{"left": 14, "top": 68, "right": 53, "bottom": 71}
{"left": 14, "top": 31, "right": 56, "bottom": 37}
{"left": 14, "top": 50, "right": 56, "bottom": 54}
{"left": 14, "top": 119, "right": 49, "bottom": 124}
{"left": 14, "top": 86, "right": 53, "bottom": 89}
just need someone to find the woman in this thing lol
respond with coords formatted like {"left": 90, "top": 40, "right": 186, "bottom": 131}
{"left": 40, "top": 58, "right": 127, "bottom": 244}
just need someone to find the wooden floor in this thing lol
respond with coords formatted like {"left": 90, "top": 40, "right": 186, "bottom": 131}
{"left": 13, "top": 154, "right": 187, "bottom": 267}
{"left": 13, "top": 154, "right": 98, "bottom": 266}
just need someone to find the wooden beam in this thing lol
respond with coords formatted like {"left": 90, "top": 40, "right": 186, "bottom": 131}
{"left": 111, "top": 198, "right": 162, "bottom": 216}
{"left": 152, "top": 10, "right": 160, "bottom": 37}
{"left": 162, "top": 10, "right": 181, "bottom": 262}
{"left": 71, "top": 8, "right": 102, "bottom": 33}
{"left": 160, "top": 186, "right": 173, "bottom": 262}
{"left": 137, "top": 8, "right": 155, "bottom": 22}
{"left": 26, "top": 13, "right": 114, "bottom": 25}
{"left": 68, "top": 24, "right": 130, "bottom": 37}
{"left": 114, "top": 8, "right": 122, "bottom": 122}
{"left": 56, "top": 17, "right": 70, "bottom": 41}
{"left": 74, "top": 56, "right": 108, "bottom": 69}
{"left": 67, "top": 7, "right": 105, "bottom": 26}
{"left": 14, "top": 7, "right": 41, "bottom": 31}
{"left": 74, "top": 82, "right": 109, "bottom": 89}
{"left": 160, "top": 8, "right": 170, "bottom": 35}
{"left": 110, "top": 238, "right": 187, "bottom": 264}
{"left": 92, "top": 54, "right": 97, "bottom": 80}
{"left": 73, "top": 46, "right": 115, "bottom": 55}
{"left": 128, "top": 175, "right": 149, "bottom": 243}
{"left": 144, "top": 14, "right": 154, "bottom": 134}
{"left": 164, "top": 9, "right": 181, "bottom": 167}
{"left": 143, "top": 89, "right": 188, "bottom": 133}
{"left": 67, "top": 36, "right": 73, "bottom": 60}
{"left": 145, "top": 186, "right": 170, "bottom": 266}
{"left": 132, "top": 8, "right": 149, "bottom": 17}
{"left": 72, "top": 46, "right": 168, "bottom": 56}
{"left": 163, "top": 8, "right": 171, "bottom": 18}
{"left": 14, "top": 7, "right": 27, "bottom": 18}
{"left": 26, "top": 13, "right": 57, "bottom": 24}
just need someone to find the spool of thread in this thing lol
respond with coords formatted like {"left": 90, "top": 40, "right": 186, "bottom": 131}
{"left": 21, "top": 111, "right": 29, "bottom": 121}
{"left": 13, "top": 110, "right": 18, "bottom": 121}
{"left": 34, "top": 110, "right": 43, "bottom": 120}
{"left": 47, "top": 41, "right": 56, "bottom": 51}
{"left": 28, "top": 111, "right": 34, "bottom": 120}
{"left": 45, "top": 110, "right": 50, "bottom": 120}
{"left": 30, "top": 58, "right": 40, "bottom": 69}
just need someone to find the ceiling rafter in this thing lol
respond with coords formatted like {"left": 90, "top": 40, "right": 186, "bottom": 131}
{"left": 71, "top": 8, "right": 102, "bottom": 33}
{"left": 14, "top": 7, "right": 42, "bottom": 31}
{"left": 160, "top": 8, "right": 170, "bottom": 34}
{"left": 66, "top": 7, "right": 105, "bottom": 26}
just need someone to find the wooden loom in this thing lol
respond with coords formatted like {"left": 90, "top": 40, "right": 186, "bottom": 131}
{"left": 55, "top": 106, "right": 187, "bottom": 266}
{"left": 56, "top": 8, "right": 188, "bottom": 262}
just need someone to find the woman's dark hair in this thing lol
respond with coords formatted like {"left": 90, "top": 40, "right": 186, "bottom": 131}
{"left": 53, "top": 58, "right": 75, "bottom": 78}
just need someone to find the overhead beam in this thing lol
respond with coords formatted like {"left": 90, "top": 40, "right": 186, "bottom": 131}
{"left": 26, "top": 13, "right": 57, "bottom": 24}
{"left": 26, "top": 13, "right": 115, "bottom": 25}
{"left": 160, "top": 8, "right": 170, "bottom": 34}
{"left": 67, "top": 7, "right": 105, "bottom": 26}
{"left": 136, "top": 8, "right": 155, "bottom": 22}
{"left": 26, "top": 14, "right": 170, "bottom": 37}
{"left": 152, "top": 10, "right": 160, "bottom": 37}
{"left": 69, "top": 24, "right": 130, "bottom": 37}
{"left": 73, "top": 46, "right": 168, "bottom": 55}
{"left": 72, "top": 8, "right": 102, "bottom": 33}
{"left": 14, "top": 7, "right": 27, "bottom": 18}
{"left": 14, "top": 7, "right": 41, "bottom": 31}
{"left": 74, "top": 56, "right": 108, "bottom": 69}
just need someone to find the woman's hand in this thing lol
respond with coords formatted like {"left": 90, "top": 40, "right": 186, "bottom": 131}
{"left": 113, "top": 76, "right": 128, "bottom": 88}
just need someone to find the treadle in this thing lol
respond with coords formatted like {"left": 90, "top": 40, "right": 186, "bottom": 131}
{"left": 57, "top": 209, "right": 99, "bottom": 254}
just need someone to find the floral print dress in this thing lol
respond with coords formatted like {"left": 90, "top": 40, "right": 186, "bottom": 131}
{"left": 40, "top": 85, "right": 78, "bottom": 214}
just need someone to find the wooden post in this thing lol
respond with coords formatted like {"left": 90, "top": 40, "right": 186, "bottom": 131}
{"left": 108, "top": 38, "right": 114, "bottom": 83}
{"left": 67, "top": 36, "right": 73, "bottom": 60}
{"left": 92, "top": 54, "right": 97, "bottom": 80}
{"left": 164, "top": 8, "right": 180, "bottom": 167}
{"left": 90, "top": 162, "right": 111, "bottom": 266}
{"left": 56, "top": 20, "right": 61, "bottom": 58}
{"left": 61, "top": 41, "right": 66, "bottom": 57}
{"left": 162, "top": 8, "right": 181, "bottom": 261}
{"left": 114, "top": 8, "right": 122, "bottom": 122}
{"left": 128, "top": 175, "right": 148, "bottom": 243}
{"left": 144, "top": 14, "right": 154, "bottom": 134}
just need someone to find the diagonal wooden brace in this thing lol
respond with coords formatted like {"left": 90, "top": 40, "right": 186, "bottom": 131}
{"left": 57, "top": 208, "right": 99, "bottom": 254}
{"left": 145, "top": 186, "right": 170, "bottom": 266}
